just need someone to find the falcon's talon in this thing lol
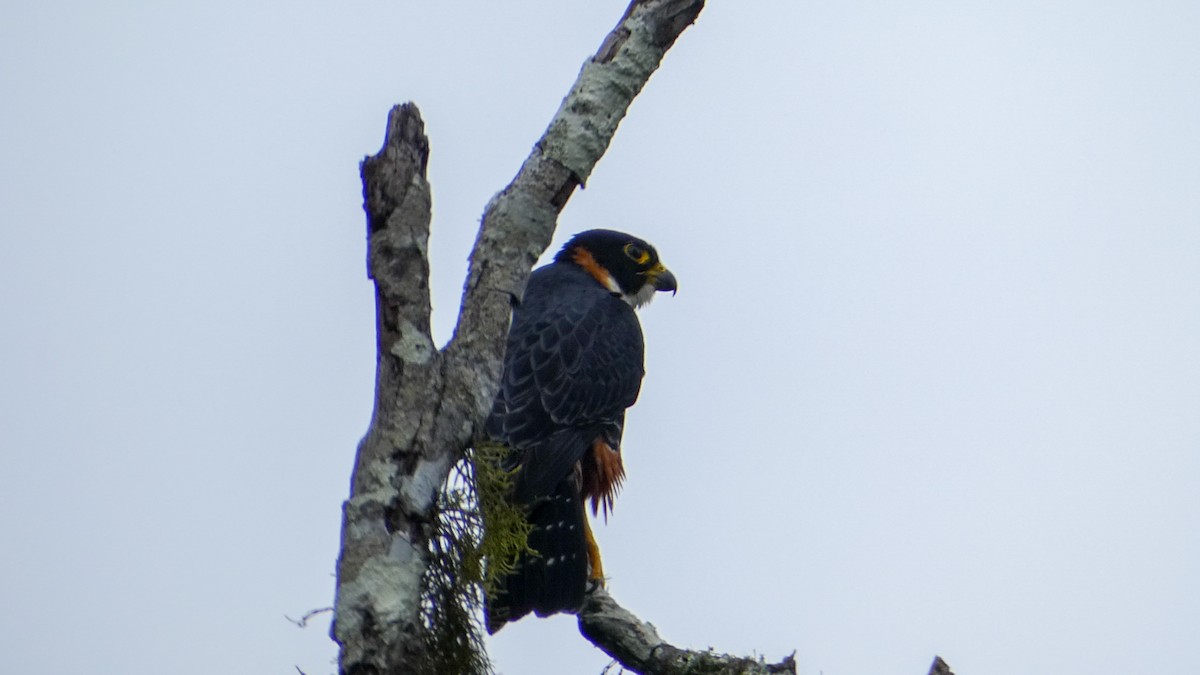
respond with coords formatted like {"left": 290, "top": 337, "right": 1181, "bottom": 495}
{"left": 483, "top": 230, "right": 675, "bottom": 634}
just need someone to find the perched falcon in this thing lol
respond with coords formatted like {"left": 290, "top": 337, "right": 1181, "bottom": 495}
{"left": 484, "top": 229, "right": 676, "bottom": 634}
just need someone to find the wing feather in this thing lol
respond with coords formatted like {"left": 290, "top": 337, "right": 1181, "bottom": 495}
{"left": 488, "top": 264, "right": 645, "bottom": 499}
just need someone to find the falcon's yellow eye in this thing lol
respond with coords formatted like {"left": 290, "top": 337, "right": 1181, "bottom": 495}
{"left": 623, "top": 243, "right": 650, "bottom": 265}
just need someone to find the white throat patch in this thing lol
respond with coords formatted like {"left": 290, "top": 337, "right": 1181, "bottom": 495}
{"left": 623, "top": 283, "right": 657, "bottom": 308}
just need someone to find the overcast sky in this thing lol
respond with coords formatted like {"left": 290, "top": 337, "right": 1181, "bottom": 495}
{"left": 3, "top": 1, "right": 1198, "bottom": 674}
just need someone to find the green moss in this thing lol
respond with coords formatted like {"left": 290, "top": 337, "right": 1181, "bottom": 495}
{"left": 473, "top": 441, "right": 537, "bottom": 594}
{"left": 417, "top": 442, "right": 534, "bottom": 675}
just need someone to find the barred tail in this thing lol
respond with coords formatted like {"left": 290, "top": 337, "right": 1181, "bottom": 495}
{"left": 486, "top": 475, "right": 588, "bottom": 634}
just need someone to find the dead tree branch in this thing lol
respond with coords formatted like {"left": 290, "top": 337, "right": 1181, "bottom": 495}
{"left": 580, "top": 588, "right": 797, "bottom": 674}
{"left": 928, "top": 655, "right": 955, "bottom": 675}
{"left": 333, "top": 1, "right": 707, "bottom": 672}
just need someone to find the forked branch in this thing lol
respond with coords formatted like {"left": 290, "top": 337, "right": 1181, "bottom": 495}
{"left": 334, "top": 2, "right": 709, "bottom": 673}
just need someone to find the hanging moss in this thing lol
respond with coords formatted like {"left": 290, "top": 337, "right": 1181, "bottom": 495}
{"left": 416, "top": 442, "right": 534, "bottom": 674}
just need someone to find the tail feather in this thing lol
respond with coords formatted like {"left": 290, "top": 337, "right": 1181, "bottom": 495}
{"left": 486, "top": 476, "right": 588, "bottom": 634}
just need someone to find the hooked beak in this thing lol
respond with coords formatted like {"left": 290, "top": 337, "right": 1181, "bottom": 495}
{"left": 652, "top": 267, "right": 678, "bottom": 295}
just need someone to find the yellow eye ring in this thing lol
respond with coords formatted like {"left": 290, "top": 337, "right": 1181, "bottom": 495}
{"left": 623, "top": 243, "right": 650, "bottom": 264}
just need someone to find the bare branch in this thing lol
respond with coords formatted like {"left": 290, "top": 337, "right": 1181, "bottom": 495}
{"left": 579, "top": 588, "right": 796, "bottom": 675}
{"left": 579, "top": 590, "right": 954, "bottom": 675}
{"left": 442, "top": 0, "right": 708, "bottom": 424}
{"left": 333, "top": 103, "right": 447, "bottom": 673}
{"left": 286, "top": 606, "right": 334, "bottom": 629}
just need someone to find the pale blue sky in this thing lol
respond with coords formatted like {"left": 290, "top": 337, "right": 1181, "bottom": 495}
{"left": 3, "top": 2, "right": 1198, "bottom": 674}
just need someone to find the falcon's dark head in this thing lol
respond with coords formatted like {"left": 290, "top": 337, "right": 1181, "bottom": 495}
{"left": 555, "top": 229, "right": 677, "bottom": 307}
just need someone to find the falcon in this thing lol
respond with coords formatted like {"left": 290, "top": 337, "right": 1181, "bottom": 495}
{"left": 484, "top": 229, "right": 677, "bottom": 634}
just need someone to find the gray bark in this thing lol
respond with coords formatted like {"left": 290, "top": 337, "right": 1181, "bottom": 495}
{"left": 577, "top": 589, "right": 955, "bottom": 675}
{"left": 579, "top": 588, "right": 797, "bottom": 674}
{"left": 928, "top": 655, "right": 956, "bottom": 675}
